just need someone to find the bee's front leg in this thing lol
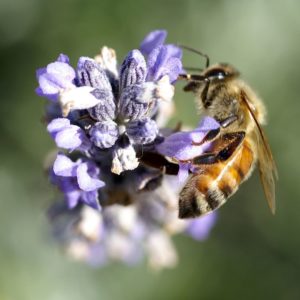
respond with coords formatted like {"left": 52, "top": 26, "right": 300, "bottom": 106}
{"left": 192, "top": 115, "right": 239, "bottom": 146}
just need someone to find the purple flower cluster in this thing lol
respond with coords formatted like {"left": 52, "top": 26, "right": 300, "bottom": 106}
{"left": 37, "top": 30, "right": 219, "bottom": 270}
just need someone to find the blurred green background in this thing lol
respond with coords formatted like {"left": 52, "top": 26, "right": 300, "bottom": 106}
{"left": 1, "top": 0, "right": 300, "bottom": 299}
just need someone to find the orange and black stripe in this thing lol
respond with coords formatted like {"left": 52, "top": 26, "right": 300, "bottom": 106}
{"left": 179, "top": 140, "right": 255, "bottom": 218}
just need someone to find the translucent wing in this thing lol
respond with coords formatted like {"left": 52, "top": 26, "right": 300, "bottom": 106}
{"left": 241, "top": 91, "right": 278, "bottom": 214}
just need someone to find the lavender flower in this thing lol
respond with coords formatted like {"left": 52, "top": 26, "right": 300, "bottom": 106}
{"left": 47, "top": 118, "right": 91, "bottom": 151}
{"left": 51, "top": 153, "right": 105, "bottom": 209}
{"left": 36, "top": 54, "right": 76, "bottom": 101}
{"left": 48, "top": 174, "right": 217, "bottom": 270}
{"left": 140, "top": 30, "right": 183, "bottom": 83}
{"left": 37, "top": 30, "right": 219, "bottom": 270}
{"left": 140, "top": 30, "right": 168, "bottom": 56}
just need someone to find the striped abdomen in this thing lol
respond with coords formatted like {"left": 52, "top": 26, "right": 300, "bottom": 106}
{"left": 179, "top": 139, "right": 255, "bottom": 218}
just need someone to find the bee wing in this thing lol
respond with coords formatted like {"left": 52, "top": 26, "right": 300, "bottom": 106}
{"left": 241, "top": 91, "right": 278, "bottom": 214}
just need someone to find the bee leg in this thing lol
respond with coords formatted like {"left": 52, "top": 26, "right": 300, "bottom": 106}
{"left": 178, "top": 74, "right": 207, "bottom": 92}
{"left": 218, "top": 131, "right": 245, "bottom": 161}
{"left": 192, "top": 115, "right": 238, "bottom": 146}
{"left": 178, "top": 74, "right": 206, "bottom": 81}
{"left": 192, "top": 131, "right": 245, "bottom": 165}
{"left": 139, "top": 151, "right": 179, "bottom": 175}
{"left": 192, "top": 153, "right": 218, "bottom": 164}
{"left": 220, "top": 115, "right": 238, "bottom": 128}
{"left": 192, "top": 127, "right": 220, "bottom": 145}
{"left": 201, "top": 78, "right": 211, "bottom": 107}
{"left": 183, "top": 81, "right": 201, "bottom": 92}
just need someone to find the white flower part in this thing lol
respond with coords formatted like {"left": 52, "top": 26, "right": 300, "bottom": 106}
{"left": 65, "top": 240, "right": 90, "bottom": 261}
{"left": 146, "top": 230, "right": 178, "bottom": 271}
{"left": 77, "top": 206, "right": 103, "bottom": 242}
{"left": 157, "top": 175, "right": 185, "bottom": 208}
{"left": 115, "top": 205, "right": 138, "bottom": 233}
{"left": 106, "top": 231, "right": 134, "bottom": 261}
{"left": 104, "top": 205, "right": 139, "bottom": 236}
{"left": 95, "top": 46, "right": 118, "bottom": 78}
{"left": 144, "top": 175, "right": 187, "bottom": 235}
{"left": 59, "top": 86, "right": 101, "bottom": 117}
{"left": 159, "top": 178, "right": 187, "bottom": 234}
{"left": 155, "top": 75, "right": 174, "bottom": 102}
{"left": 111, "top": 145, "right": 139, "bottom": 175}
{"left": 164, "top": 210, "right": 187, "bottom": 235}
{"left": 141, "top": 82, "right": 156, "bottom": 102}
{"left": 155, "top": 100, "right": 175, "bottom": 127}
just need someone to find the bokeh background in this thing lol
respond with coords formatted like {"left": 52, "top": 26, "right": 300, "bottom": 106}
{"left": 1, "top": 0, "right": 300, "bottom": 299}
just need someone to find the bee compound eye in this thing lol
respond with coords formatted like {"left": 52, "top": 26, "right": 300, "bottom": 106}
{"left": 205, "top": 68, "right": 227, "bottom": 80}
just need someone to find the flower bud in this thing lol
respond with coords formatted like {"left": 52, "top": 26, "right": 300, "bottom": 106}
{"left": 126, "top": 118, "right": 158, "bottom": 144}
{"left": 89, "top": 121, "right": 119, "bottom": 149}
{"left": 119, "top": 50, "right": 147, "bottom": 89}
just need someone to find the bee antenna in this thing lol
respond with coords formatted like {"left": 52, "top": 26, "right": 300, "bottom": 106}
{"left": 178, "top": 44, "right": 210, "bottom": 68}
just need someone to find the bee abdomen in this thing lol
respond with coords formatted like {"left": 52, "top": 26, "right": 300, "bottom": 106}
{"left": 178, "top": 141, "right": 255, "bottom": 218}
{"left": 179, "top": 173, "right": 226, "bottom": 218}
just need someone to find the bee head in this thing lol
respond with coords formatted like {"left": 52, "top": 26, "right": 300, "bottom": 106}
{"left": 203, "top": 63, "right": 240, "bottom": 82}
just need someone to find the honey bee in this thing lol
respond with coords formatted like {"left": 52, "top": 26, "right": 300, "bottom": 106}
{"left": 177, "top": 47, "right": 278, "bottom": 218}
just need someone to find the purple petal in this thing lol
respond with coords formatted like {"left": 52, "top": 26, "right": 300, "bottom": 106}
{"left": 177, "top": 162, "right": 190, "bottom": 183}
{"left": 76, "top": 162, "right": 105, "bottom": 192}
{"left": 120, "top": 50, "right": 147, "bottom": 89}
{"left": 155, "top": 131, "right": 206, "bottom": 161}
{"left": 156, "top": 116, "right": 220, "bottom": 161}
{"left": 158, "top": 56, "right": 182, "bottom": 83}
{"left": 146, "top": 46, "right": 162, "bottom": 79}
{"left": 81, "top": 190, "right": 101, "bottom": 210}
{"left": 38, "top": 72, "right": 65, "bottom": 99}
{"left": 47, "top": 118, "right": 90, "bottom": 151}
{"left": 53, "top": 153, "right": 78, "bottom": 177}
{"left": 140, "top": 30, "right": 167, "bottom": 56}
{"left": 164, "top": 44, "right": 182, "bottom": 59}
{"left": 35, "top": 87, "right": 45, "bottom": 98}
{"left": 57, "top": 53, "right": 70, "bottom": 64}
{"left": 36, "top": 58, "right": 76, "bottom": 101}
{"left": 47, "top": 62, "right": 75, "bottom": 82}
{"left": 54, "top": 126, "right": 86, "bottom": 150}
{"left": 36, "top": 67, "right": 46, "bottom": 78}
{"left": 47, "top": 118, "right": 70, "bottom": 136}
{"left": 195, "top": 116, "right": 220, "bottom": 132}
{"left": 52, "top": 175, "right": 81, "bottom": 208}
{"left": 65, "top": 189, "right": 81, "bottom": 209}
{"left": 186, "top": 212, "right": 217, "bottom": 240}
{"left": 147, "top": 45, "right": 183, "bottom": 83}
